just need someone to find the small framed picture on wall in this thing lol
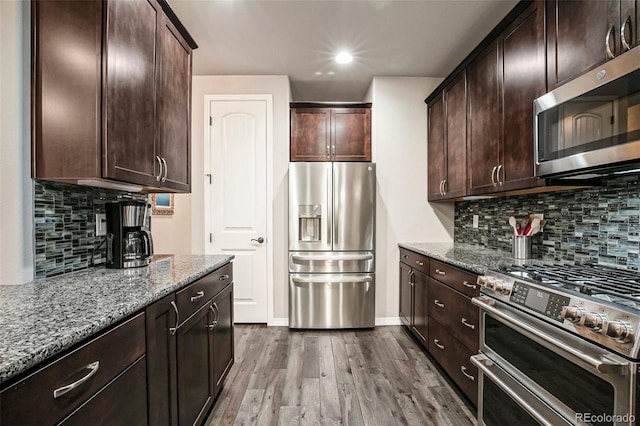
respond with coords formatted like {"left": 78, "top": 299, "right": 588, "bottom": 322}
{"left": 151, "top": 194, "right": 174, "bottom": 215}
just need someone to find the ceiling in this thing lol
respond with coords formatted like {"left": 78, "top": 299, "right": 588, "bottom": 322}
{"left": 168, "top": 0, "right": 519, "bottom": 102}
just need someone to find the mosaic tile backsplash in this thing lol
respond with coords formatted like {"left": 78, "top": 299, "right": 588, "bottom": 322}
{"left": 455, "top": 175, "right": 640, "bottom": 270}
{"left": 34, "top": 181, "right": 148, "bottom": 279}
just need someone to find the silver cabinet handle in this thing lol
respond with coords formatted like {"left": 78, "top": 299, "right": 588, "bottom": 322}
{"left": 415, "top": 260, "right": 424, "bottom": 266}
{"left": 155, "top": 156, "right": 163, "bottom": 182}
{"left": 606, "top": 24, "right": 616, "bottom": 59}
{"left": 434, "top": 299, "right": 445, "bottom": 308}
{"left": 462, "top": 281, "right": 477, "bottom": 289}
{"left": 461, "top": 318, "right": 476, "bottom": 329}
{"left": 433, "top": 339, "right": 445, "bottom": 350}
{"left": 326, "top": 144, "right": 330, "bottom": 157}
{"left": 460, "top": 365, "right": 475, "bottom": 381}
{"left": 161, "top": 157, "right": 168, "bottom": 182}
{"left": 442, "top": 179, "right": 447, "bottom": 195}
{"left": 491, "top": 165, "right": 497, "bottom": 186}
{"left": 497, "top": 164, "right": 503, "bottom": 186}
{"left": 621, "top": 15, "right": 632, "bottom": 51}
{"left": 438, "top": 180, "right": 443, "bottom": 196}
{"left": 219, "top": 274, "right": 230, "bottom": 281}
{"left": 53, "top": 361, "right": 100, "bottom": 398}
{"left": 331, "top": 144, "right": 335, "bottom": 156}
{"left": 169, "top": 300, "right": 179, "bottom": 335}
{"left": 401, "top": 254, "right": 409, "bottom": 259}
{"left": 208, "top": 304, "right": 219, "bottom": 330}
{"left": 190, "top": 291, "right": 205, "bottom": 302}
{"left": 434, "top": 268, "right": 446, "bottom": 276}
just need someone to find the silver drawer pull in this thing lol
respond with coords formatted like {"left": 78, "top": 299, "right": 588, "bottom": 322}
{"left": 460, "top": 366, "right": 475, "bottom": 381}
{"left": 435, "top": 269, "right": 446, "bottom": 276}
{"left": 190, "top": 291, "right": 205, "bottom": 302}
{"left": 415, "top": 260, "right": 424, "bottom": 266}
{"left": 461, "top": 318, "right": 476, "bottom": 330}
{"left": 53, "top": 361, "right": 100, "bottom": 398}
{"left": 402, "top": 254, "right": 409, "bottom": 259}
{"left": 433, "top": 339, "right": 445, "bottom": 350}
{"left": 219, "top": 274, "right": 230, "bottom": 281}
{"left": 462, "top": 281, "right": 477, "bottom": 289}
{"left": 169, "top": 301, "right": 179, "bottom": 335}
{"left": 434, "top": 299, "right": 445, "bottom": 308}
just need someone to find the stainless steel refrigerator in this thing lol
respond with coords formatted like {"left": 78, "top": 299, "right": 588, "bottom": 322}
{"left": 288, "top": 162, "right": 375, "bottom": 329}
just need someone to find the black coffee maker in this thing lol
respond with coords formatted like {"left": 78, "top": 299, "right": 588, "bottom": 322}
{"left": 105, "top": 201, "right": 153, "bottom": 268}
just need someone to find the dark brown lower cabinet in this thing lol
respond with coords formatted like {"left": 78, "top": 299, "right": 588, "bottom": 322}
{"left": 146, "top": 279, "right": 234, "bottom": 426}
{"left": 399, "top": 262, "right": 413, "bottom": 327}
{"left": 59, "top": 357, "right": 148, "bottom": 426}
{"left": 412, "top": 270, "right": 428, "bottom": 345}
{"left": 177, "top": 301, "right": 215, "bottom": 426}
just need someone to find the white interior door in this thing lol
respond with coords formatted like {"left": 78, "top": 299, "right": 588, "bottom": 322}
{"left": 206, "top": 97, "right": 269, "bottom": 323}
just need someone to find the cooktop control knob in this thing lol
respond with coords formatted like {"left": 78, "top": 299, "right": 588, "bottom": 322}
{"left": 484, "top": 278, "right": 496, "bottom": 290}
{"left": 493, "top": 281, "right": 510, "bottom": 295}
{"left": 604, "top": 320, "right": 634, "bottom": 343}
{"left": 582, "top": 312, "right": 606, "bottom": 331}
{"left": 561, "top": 306, "right": 585, "bottom": 323}
{"left": 477, "top": 276, "right": 487, "bottom": 286}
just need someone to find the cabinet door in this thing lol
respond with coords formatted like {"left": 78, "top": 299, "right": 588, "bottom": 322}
{"left": 467, "top": 42, "right": 501, "bottom": 195}
{"left": 176, "top": 302, "right": 214, "bottom": 426}
{"left": 146, "top": 294, "right": 178, "bottom": 426}
{"left": 444, "top": 72, "right": 467, "bottom": 198}
{"left": 290, "top": 108, "right": 331, "bottom": 161}
{"left": 157, "top": 14, "right": 192, "bottom": 192}
{"left": 332, "top": 108, "right": 371, "bottom": 161}
{"left": 501, "top": 1, "right": 546, "bottom": 191}
{"left": 412, "top": 270, "right": 428, "bottom": 346}
{"left": 547, "top": 0, "right": 620, "bottom": 90}
{"left": 210, "top": 285, "right": 234, "bottom": 398}
{"left": 620, "top": 0, "right": 639, "bottom": 51}
{"left": 427, "top": 94, "right": 446, "bottom": 201}
{"left": 103, "top": 0, "right": 160, "bottom": 186}
{"left": 399, "top": 262, "right": 413, "bottom": 328}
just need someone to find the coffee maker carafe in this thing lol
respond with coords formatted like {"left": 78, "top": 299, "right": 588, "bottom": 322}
{"left": 105, "top": 201, "right": 153, "bottom": 268}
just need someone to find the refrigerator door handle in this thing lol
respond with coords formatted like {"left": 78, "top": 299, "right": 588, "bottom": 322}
{"left": 327, "top": 166, "right": 333, "bottom": 247}
{"left": 291, "top": 275, "right": 374, "bottom": 284}
{"left": 291, "top": 253, "right": 374, "bottom": 262}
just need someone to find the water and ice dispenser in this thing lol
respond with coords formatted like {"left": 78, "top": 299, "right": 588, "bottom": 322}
{"left": 297, "top": 205, "right": 322, "bottom": 241}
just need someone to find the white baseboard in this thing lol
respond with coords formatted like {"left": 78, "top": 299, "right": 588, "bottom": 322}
{"left": 375, "top": 317, "right": 402, "bottom": 326}
{"left": 268, "top": 317, "right": 289, "bottom": 327}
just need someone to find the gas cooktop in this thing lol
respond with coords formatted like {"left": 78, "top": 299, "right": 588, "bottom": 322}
{"left": 499, "top": 262, "right": 640, "bottom": 312}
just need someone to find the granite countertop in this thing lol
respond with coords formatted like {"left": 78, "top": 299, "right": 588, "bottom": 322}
{"left": 0, "top": 254, "right": 233, "bottom": 384}
{"left": 398, "top": 242, "right": 515, "bottom": 275}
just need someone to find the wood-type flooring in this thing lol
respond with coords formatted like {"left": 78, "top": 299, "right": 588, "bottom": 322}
{"left": 205, "top": 325, "right": 476, "bottom": 426}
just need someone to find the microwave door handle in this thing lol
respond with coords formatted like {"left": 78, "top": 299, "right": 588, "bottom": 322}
{"left": 471, "top": 354, "right": 574, "bottom": 426}
{"left": 472, "top": 296, "right": 628, "bottom": 375}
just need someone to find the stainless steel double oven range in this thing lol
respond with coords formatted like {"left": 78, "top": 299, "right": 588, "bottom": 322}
{"left": 472, "top": 263, "right": 640, "bottom": 426}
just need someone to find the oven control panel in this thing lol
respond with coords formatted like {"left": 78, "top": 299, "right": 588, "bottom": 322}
{"left": 509, "top": 283, "right": 570, "bottom": 322}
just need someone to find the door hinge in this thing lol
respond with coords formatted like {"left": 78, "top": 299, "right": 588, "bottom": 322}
{"left": 209, "top": 116, "right": 213, "bottom": 126}
{"left": 209, "top": 233, "right": 213, "bottom": 243}
{"left": 205, "top": 173, "right": 212, "bottom": 184}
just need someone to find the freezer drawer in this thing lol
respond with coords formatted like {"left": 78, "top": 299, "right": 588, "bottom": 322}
{"left": 289, "top": 251, "right": 374, "bottom": 273}
{"left": 289, "top": 274, "right": 375, "bottom": 329}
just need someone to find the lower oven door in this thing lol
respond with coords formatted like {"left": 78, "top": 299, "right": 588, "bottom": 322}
{"left": 472, "top": 295, "right": 636, "bottom": 426}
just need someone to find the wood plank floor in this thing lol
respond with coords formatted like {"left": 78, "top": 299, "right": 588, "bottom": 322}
{"left": 205, "top": 325, "right": 476, "bottom": 426}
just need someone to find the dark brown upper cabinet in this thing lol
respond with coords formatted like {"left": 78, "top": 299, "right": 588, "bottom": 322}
{"left": 290, "top": 104, "right": 371, "bottom": 162}
{"left": 427, "top": 72, "right": 467, "bottom": 201}
{"left": 467, "top": 1, "right": 546, "bottom": 195}
{"left": 546, "top": 0, "right": 639, "bottom": 90}
{"left": 32, "top": 0, "right": 197, "bottom": 193}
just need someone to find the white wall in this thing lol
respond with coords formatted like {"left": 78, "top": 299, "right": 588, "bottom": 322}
{"left": 190, "top": 76, "right": 291, "bottom": 321}
{"left": 368, "top": 77, "right": 454, "bottom": 322}
{"left": 151, "top": 194, "right": 192, "bottom": 254}
{"left": 0, "top": 0, "right": 34, "bottom": 284}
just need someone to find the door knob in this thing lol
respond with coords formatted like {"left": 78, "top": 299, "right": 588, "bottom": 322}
{"left": 251, "top": 237, "right": 265, "bottom": 244}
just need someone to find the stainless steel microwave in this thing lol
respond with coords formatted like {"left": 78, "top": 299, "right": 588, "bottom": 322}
{"left": 534, "top": 45, "right": 640, "bottom": 178}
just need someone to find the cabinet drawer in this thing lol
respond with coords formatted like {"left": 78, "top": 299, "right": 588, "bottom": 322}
{"left": 428, "top": 318, "right": 478, "bottom": 405}
{"left": 428, "top": 278, "right": 479, "bottom": 352}
{"left": 176, "top": 263, "right": 233, "bottom": 321}
{"left": 1, "top": 313, "right": 145, "bottom": 425}
{"left": 429, "top": 260, "right": 479, "bottom": 297}
{"left": 399, "top": 248, "right": 429, "bottom": 275}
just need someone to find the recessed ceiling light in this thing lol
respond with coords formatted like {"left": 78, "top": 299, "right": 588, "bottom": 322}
{"left": 327, "top": 71, "right": 335, "bottom": 76}
{"left": 335, "top": 52, "right": 353, "bottom": 64}
{"left": 315, "top": 71, "right": 323, "bottom": 76}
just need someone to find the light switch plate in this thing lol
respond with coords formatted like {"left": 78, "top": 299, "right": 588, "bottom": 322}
{"left": 96, "top": 213, "right": 107, "bottom": 236}
{"left": 472, "top": 215, "right": 479, "bottom": 229}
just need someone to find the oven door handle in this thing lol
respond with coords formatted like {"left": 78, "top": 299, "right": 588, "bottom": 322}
{"left": 472, "top": 296, "right": 628, "bottom": 375}
{"left": 471, "top": 354, "right": 574, "bottom": 425}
